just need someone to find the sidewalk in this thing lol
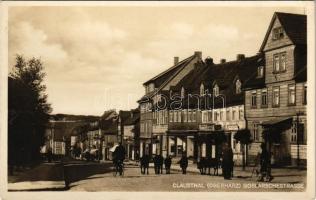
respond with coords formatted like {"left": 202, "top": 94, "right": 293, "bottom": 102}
{"left": 8, "top": 160, "right": 113, "bottom": 191}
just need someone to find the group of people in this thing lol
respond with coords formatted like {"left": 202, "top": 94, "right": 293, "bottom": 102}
{"left": 112, "top": 142, "right": 273, "bottom": 182}
{"left": 141, "top": 153, "right": 189, "bottom": 175}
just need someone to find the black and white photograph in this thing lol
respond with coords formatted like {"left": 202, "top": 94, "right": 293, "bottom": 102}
{"left": 0, "top": 1, "right": 315, "bottom": 200}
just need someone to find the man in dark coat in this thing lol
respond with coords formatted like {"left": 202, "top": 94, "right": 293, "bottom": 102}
{"left": 153, "top": 155, "right": 160, "bottom": 174}
{"left": 222, "top": 143, "right": 233, "bottom": 180}
{"left": 179, "top": 153, "right": 188, "bottom": 174}
{"left": 158, "top": 155, "right": 164, "bottom": 174}
{"left": 140, "top": 154, "right": 150, "bottom": 175}
{"left": 114, "top": 143, "right": 125, "bottom": 162}
{"left": 164, "top": 156, "right": 172, "bottom": 174}
{"left": 259, "top": 143, "right": 273, "bottom": 182}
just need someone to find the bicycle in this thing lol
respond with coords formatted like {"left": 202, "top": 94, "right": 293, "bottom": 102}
{"left": 113, "top": 159, "right": 124, "bottom": 177}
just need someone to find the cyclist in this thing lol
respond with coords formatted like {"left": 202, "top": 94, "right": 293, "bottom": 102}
{"left": 113, "top": 142, "right": 126, "bottom": 176}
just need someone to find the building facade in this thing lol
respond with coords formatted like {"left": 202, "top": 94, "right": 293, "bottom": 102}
{"left": 138, "top": 52, "right": 203, "bottom": 157}
{"left": 243, "top": 12, "right": 307, "bottom": 166}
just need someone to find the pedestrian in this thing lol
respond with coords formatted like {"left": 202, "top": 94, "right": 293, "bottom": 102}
{"left": 158, "top": 154, "right": 164, "bottom": 174}
{"left": 153, "top": 155, "right": 160, "bottom": 174}
{"left": 47, "top": 147, "right": 52, "bottom": 163}
{"left": 140, "top": 154, "right": 150, "bottom": 175}
{"left": 222, "top": 143, "right": 233, "bottom": 180}
{"left": 164, "top": 156, "right": 172, "bottom": 174}
{"left": 179, "top": 153, "right": 188, "bottom": 174}
{"left": 259, "top": 143, "right": 273, "bottom": 182}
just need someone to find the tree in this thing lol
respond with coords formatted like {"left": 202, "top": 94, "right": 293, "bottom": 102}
{"left": 234, "top": 129, "right": 252, "bottom": 170}
{"left": 8, "top": 55, "right": 52, "bottom": 174}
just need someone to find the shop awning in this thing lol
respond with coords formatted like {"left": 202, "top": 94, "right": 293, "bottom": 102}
{"left": 261, "top": 117, "right": 292, "bottom": 126}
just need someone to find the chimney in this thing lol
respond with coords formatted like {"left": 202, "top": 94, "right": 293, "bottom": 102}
{"left": 174, "top": 57, "right": 179, "bottom": 65}
{"left": 220, "top": 59, "right": 226, "bottom": 64}
{"left": 237, "top": 54, "right": 245, "bottom": 61}
{"left": 194, "top": 51, "right": 202, "bottom": 60}
{"left": 205, "top": 57, "right": 214, "bottom": 65}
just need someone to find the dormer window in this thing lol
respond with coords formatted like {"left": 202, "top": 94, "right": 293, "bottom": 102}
{"left": 235, "top": 79, "right": 242, "bottom": 94}
{"left": 181, "top": 87, "right": 185, "bottom": 98}
{"left": 272, "top": 27, "right": 284, "bottom": 40}
{"left": 257, "top": 66, "right": 264, "bottom": 77}
{"left": 200, "top": 83, "right": 205, "bottom": 96}
{"left": 213, "top": 84, "right": 219, "bottom": 96}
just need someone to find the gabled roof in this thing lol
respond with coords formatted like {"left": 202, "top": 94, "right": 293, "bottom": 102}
{"left": 139, "top": 53, "right": 200, "bottom": 102}
{"left": 259, "top": 12, "right": 307, "bottom": 52}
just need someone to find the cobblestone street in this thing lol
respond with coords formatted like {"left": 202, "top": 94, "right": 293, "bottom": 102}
{"left": 69, "top": 164, "right": 306, "bottom": 192}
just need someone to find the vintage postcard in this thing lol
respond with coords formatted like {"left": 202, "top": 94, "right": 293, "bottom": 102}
{"left": 0, "top": 1, "right": 315, "bottom": 200}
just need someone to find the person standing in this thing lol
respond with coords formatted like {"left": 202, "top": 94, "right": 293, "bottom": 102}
{"left": 164, "top": 156, "right": 172, "bottom": 174}
{"left": 222, "top": 143, "right": 233, "bottom": 180}
{"left": 179, "top": 153, "right": 188, "bottom": 174}
{"left": 153, "top": 155, "right": 160, "bottom": 174}
{"left": 259, "top": 143, "right": 273, "bottom": 182}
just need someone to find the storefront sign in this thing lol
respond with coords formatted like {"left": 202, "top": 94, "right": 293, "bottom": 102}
{"left": 227, "top": 124, "right": 239, "bottom": 131}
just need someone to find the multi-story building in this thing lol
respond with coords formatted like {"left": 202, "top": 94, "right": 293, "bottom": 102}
{"left": 121, "top": 109, "right": 140, "bottom": 160}
{"left": 153, "top": 54, "right": 262, "bottom": 165}
{"left": 138, "top": 51, "right": 203, "bottom": 157}
{"left": 243, "top": 12, "right": 307, "bottom": 166}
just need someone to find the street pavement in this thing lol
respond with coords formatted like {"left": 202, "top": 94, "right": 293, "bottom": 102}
{"left": 68, "top": 164, "right": 306, "bottom": 192}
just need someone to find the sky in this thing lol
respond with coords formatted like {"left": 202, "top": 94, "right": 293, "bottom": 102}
{"left": 8, "top": 5, "right": 305, "bottom": 116}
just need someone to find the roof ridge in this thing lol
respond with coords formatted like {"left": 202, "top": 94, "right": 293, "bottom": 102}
{"left": 143, "top": 54, "right": 195, "bottom": 85}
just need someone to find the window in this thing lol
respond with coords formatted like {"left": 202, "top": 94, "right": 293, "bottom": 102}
{"left": 280, "top": 53, "right": 286, "bottom": 71}
{"left": 188, "top": 110, "right": 191, "bottom": 122}
{"left": 169, "top": 111, "right": 173, "bottom": 122}
{"left": 273, "top": 54, "right": 280, "bottom": 72}
{"left": 214, "top": 111, "right": 218, "bottom": 121}
{"left": 272, "top": 27, "right": 284, "bottom": 40}
{"left": 164, "top": 111, "right": 168, "bottom": 124}
{"left": 208, "top": 111, "right": 212, "bottom": 122}
{"left": 202, "top": 112, "right": 207, "bottom": 123}
{"left": 273, "top": 87, "right": 280, "bottom": 107}
{"left": 257, "top": 66, "right": 264, "bottom": 77}
{"left": 253, "top": 123, "right": 259, "bottom": 142}
{"left": 232, "top": 110, "right": 236, "bottom": 121}
{"left": 273, "top": 52, "right": 286, "bottom": 73}
{"left": 236, "top": 79, "right": 242, "bottom": 94}
{"left": 178, "top": 111, "right": 182, "bottom": 122}
{"left": 239, "top": 108, "right": 244, "bottom": 119}
{"left": 213, "top": 84, "right": 219, "bottom": 96}
{"left": 183, "top": 110, "right": 187, "bottom": 122}
{"left": 226, "top": 110, "right": 230, "bottom": 121}
{"left": 251, "top": 91, "right": 257, "bottom": 108}
{"left": 291, "top": 122, "right": 297, "bottom": 143}
{"left": 288, "top": 84, "right": 296, "bottom": 105}
{"left": 181, "top": 87, "right": 185, "bottom": 98}
{"left": 303, "top": 84, "right": 307, "bottom": 105}
{"left": 192, "top": 111, "right": 196, "bottom": 122}
{"left": 200, "top": 83, "right": 205, "bottom": 96}
{"left": 174, "top": 110, "right": 178, "bottom": 122}
{"left": 220, "top": 111, "right": 223, "bottom": 121}
{"left": 261, "top": 89, "right": 268, "bottom": 107}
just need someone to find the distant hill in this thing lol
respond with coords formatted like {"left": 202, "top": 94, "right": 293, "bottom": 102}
{"left": 50, "top": 114, "right": 100, "bottom": 122}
